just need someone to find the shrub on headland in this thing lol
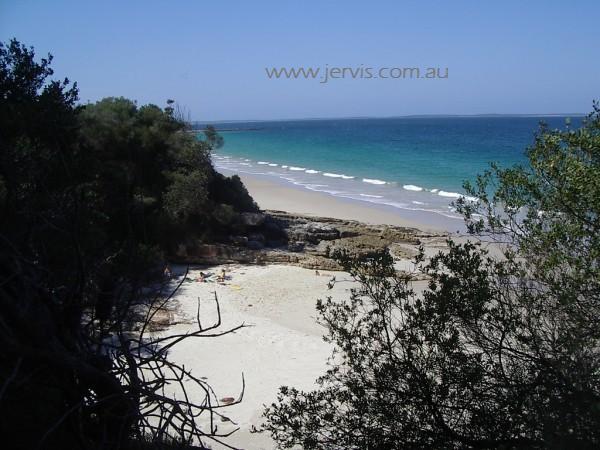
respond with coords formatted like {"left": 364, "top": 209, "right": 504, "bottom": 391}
{"left": 209, "top": 172, "right": 258, "bottom": 214}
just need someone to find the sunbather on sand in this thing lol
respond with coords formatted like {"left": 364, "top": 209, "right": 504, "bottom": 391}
{"left": 217, "top": 268, "right": 227, "bottom": 283}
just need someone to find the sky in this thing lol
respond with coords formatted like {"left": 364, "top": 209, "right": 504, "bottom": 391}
{"left": 1, "top": 0, "right": 599, "bottom": 121}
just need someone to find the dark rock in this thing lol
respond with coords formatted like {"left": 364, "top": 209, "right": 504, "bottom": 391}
{"left": 288, "top": 241, "right": 305, "bottom": 252}
{"left": 248, "top": 232, "right": 265, "bottom": 243}
{"left": 263, "top": 220, "right": 285, "bottom": 237}
{"left": 286, "top": 229, "right": 310, "bottom": 243}
{"left": 230, "top": 235, "right": 248, "bottom": 246}
{"left": 168, "top": 210, "right": 445, "bottom": 274}
{"left": 174, "top": 242, "right": 238, "bottom": 263}
{"left": 287, "top": 222, "right": 340, "bottom": 244}
{"left": 193, "top": 244, "right": 221, "bottom": 258}
{"left": 307, "top": 223, "right": 340, "bottom": 239}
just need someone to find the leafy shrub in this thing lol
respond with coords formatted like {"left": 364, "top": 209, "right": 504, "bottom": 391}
{"left": 260, "top": 109, "right": 600, "bottom": 449}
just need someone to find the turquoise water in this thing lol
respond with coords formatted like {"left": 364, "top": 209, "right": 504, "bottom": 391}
{"left": 207, "top": 116, "right": 580, "bottom": 229}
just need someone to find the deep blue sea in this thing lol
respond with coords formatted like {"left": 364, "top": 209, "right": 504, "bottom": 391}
{"left": 207, "top": 116, "right": 580, "bottom": 228}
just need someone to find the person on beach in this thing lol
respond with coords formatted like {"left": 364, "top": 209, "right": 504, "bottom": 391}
{"left": 163, "top": 265, "right": 172, "bottom": 279}
{"left": 217, "top": 268, "right": 227, "bottom": 283}
{"left": 196, "top": 272, "right": 206, "bottom": 282}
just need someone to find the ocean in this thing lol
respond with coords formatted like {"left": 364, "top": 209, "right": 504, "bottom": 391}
{"left": 207, "top": 116, "right": 580, "bottom": 230}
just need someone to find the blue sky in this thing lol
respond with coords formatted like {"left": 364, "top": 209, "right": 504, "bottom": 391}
{"left": 1, "top": 0, "right": 598, "bottom": 120}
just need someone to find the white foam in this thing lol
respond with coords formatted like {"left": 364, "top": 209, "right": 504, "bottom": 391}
{"left": 289, "top": 166, "right": 306, "bottom": 171}
{"left": 360, "top": 194, "right": 384, "bottom": 199}
{"left": 438, "top": 190, "right": 462, "bottom": 198}
{"left": 321, "top": 172, "right": 355, "bottom": 179}
{"left": 257, "top": 161, "right": 269, "bottom": 165}
{"left": 430, "top": 188, "right": 439, "bottom": 193}
{"left": 239, "top": 163, "right": 251, "bottom": 166}
{"left": 268, "top": 163, "right": 278, "bottom": 167}
{"left": 305, "top": 169, "right": 320, "bottom": 174}
{"left": 281, "top": 165, "right": 289, "bottom": 169}
{"left": 437, "top": 191, "right": 479, "bottom": 202}
{"left": 412, "top": 200, "right": 425, "bottom": 205}
{"left": 315, "top": 189, "right": 347, "bottom": 195}
{"left": 403, "top": 184, "right": 423, "bottom": 192}
{"left": 362, "top": 178, "right": 386, "bottom": 185}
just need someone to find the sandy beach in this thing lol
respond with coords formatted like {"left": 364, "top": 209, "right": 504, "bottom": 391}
{"left": 163, "top": 171, "right": 446, "bottom": 449}
{"left": 164, "top": 264, "right": 355, "bottom": 449}
{"left": 223, "top": 170, "right": 460, "bottom": 234}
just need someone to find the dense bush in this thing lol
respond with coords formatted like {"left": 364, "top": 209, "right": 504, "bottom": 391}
{"left": 0, "top": 39, "right": 252, "bottom": 449}
{"left": 209, "top": 172, "right": 258, "bottom": 213}
{"left": 77, "top": 96, "right": 257, "bottom": 251}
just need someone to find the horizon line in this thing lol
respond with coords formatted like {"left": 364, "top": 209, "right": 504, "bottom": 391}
{"left": 193, "top": 112, "right": 587, "bottom": 124}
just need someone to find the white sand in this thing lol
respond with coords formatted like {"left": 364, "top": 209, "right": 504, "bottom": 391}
{"left": 161, "top": 172, "right": 466, "bottom": 448}
{"left": 228, "top": 171, "right": 447, "bottom": 233}
{"left": 164, "top": 264, "right": 357, "bottom": 449}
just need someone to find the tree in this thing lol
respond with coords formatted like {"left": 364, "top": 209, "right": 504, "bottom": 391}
{"left": 0, "top": 39, "right": 251, "bottom": 449}
{"left": 260, "top": 109, "right": 600, "bottom": 449}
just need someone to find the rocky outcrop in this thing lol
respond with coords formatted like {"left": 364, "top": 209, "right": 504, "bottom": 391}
{"left": 172, "top": 210, "right": 445, "bottom": 272}
{"left": 286, "top": 222, "right": 340, "bottom": 243}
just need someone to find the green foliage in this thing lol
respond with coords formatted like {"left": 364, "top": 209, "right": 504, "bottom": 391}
{"left": 163, "top": 170, "right": 210, "bottom": 220}
{"left": 209, "top": 173, "right": 258, "bottom": 213}
{"left": 203, "top": 124, "right": 224, "bottom": 149}
{"left": 261, "top": 110, "right": 600, "bottom": 448}
{"left": 212, "top": 203, "right": 238, "bottom": 226}
{"left": 0, "top": 39, "right": 256, "bottom": 448}
{"left": 458, "top": 108, "right": 600, "bottom": 335}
